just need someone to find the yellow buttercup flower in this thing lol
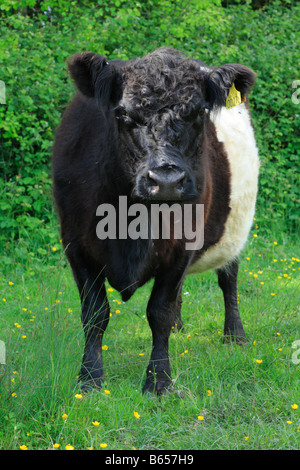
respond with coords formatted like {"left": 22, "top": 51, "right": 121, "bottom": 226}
{"left": 134, "top": 411, "right": 140, "bottom": 419}
{"left": 291, "top": 404, "right": 298, "bottom": 410}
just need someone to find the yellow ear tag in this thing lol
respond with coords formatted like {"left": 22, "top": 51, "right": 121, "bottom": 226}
{"left": 226, "top": 83, "right": 246, "bottom": 109}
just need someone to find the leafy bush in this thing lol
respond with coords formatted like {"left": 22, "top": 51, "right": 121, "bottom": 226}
{"left": 0, "top": 0, "right": 299, "bottom": 263}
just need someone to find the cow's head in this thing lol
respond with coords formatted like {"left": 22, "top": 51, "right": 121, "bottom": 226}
{"left": 68, "top": 48, "right": 256, "bottom": 202}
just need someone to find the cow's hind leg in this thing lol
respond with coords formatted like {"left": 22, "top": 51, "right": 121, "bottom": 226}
{"left": 217, "top": 260, "right": 246, "bottom": 344}
{"left": 66, "top": 245, "right": 110, "bottom": 390}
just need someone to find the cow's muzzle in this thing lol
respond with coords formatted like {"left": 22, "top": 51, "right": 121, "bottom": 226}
{"left": 137, "top": 165, "right": 198, "bottom": 201}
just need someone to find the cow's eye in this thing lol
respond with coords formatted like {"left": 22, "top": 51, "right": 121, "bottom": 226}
{"left": 115, "top": 107, "right": 136, "bottom": 126}
{"left": 115, "top": 106, "right": 145, "bottom": 128}
{"left": 115, "top": 106, "right": 127, "bottom": 120}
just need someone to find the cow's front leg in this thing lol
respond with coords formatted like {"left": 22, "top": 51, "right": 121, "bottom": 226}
{"left": 143, "top": 275, "right": 183, "bottom": 395}
{"left": 66, "top": 246, "right": 110, "bottom": 390}
{"left": 79, "top": 277, "right": 110, "bottom": 390}
{"left": 217, "top": 260, "right": 246, "bottom": 344}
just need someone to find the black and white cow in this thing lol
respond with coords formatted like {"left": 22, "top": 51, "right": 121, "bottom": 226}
{"left": 52, "top": 48, "right": 259, "bottom": 394}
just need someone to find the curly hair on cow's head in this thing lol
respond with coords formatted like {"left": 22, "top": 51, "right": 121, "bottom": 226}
{"left": 121, "top": 47, "right": 208, "bottom": 122}
{"left": 68, "top": 47, "right": 256, "bottom": 122}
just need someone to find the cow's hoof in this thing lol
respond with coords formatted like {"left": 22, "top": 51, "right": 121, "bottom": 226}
{"left": 142, "top": 378, "right": 173, "bottom": 396}
{"left": 78, "top": 368, "right": 104, "bottom": 392}
{"left": 80, "top": 379, "right": 103, "bottom": 392}
{"left": 223, "top": 332, "right": 246, "bottom": 345}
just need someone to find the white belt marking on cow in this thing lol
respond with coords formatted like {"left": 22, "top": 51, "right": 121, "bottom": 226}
{"left": 189, "top": 103, "right": 260, "bottom": 274}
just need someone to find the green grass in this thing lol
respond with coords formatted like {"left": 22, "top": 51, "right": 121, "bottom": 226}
{"left": 0, "top": 229, "right": 299, "bottom": 450}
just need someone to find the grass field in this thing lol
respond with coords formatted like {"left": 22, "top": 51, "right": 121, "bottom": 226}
{"left": 0, "top": 228, "right": 299, "bottom": 450}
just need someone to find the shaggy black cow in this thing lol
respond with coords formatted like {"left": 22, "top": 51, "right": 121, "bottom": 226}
{"left": 52, "top": 48, "right": 259, "bottom": 395}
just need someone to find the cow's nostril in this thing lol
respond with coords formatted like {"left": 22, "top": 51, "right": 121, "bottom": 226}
{"left": 147, "top": 172, "right": 159, "bottom": 186}
{"left": 176, "top": 180, "right": 184, "bottom": 191}
{"left": 146, "top": 172, "right": 160, "bottom": 196}
{"left": 175, "top": 172, "right": 186, "bottom": 191}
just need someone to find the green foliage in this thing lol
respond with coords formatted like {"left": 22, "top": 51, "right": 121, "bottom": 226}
{"left": 0, "top": 0, "right": 299, "bottom": 255}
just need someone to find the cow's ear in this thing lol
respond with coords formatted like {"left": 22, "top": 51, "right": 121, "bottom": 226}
{"left": 204, "top": 64, "right": 256, "bottom": 110}
{"left": 68, "top": 52, "right": 121, "bottom": 108}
